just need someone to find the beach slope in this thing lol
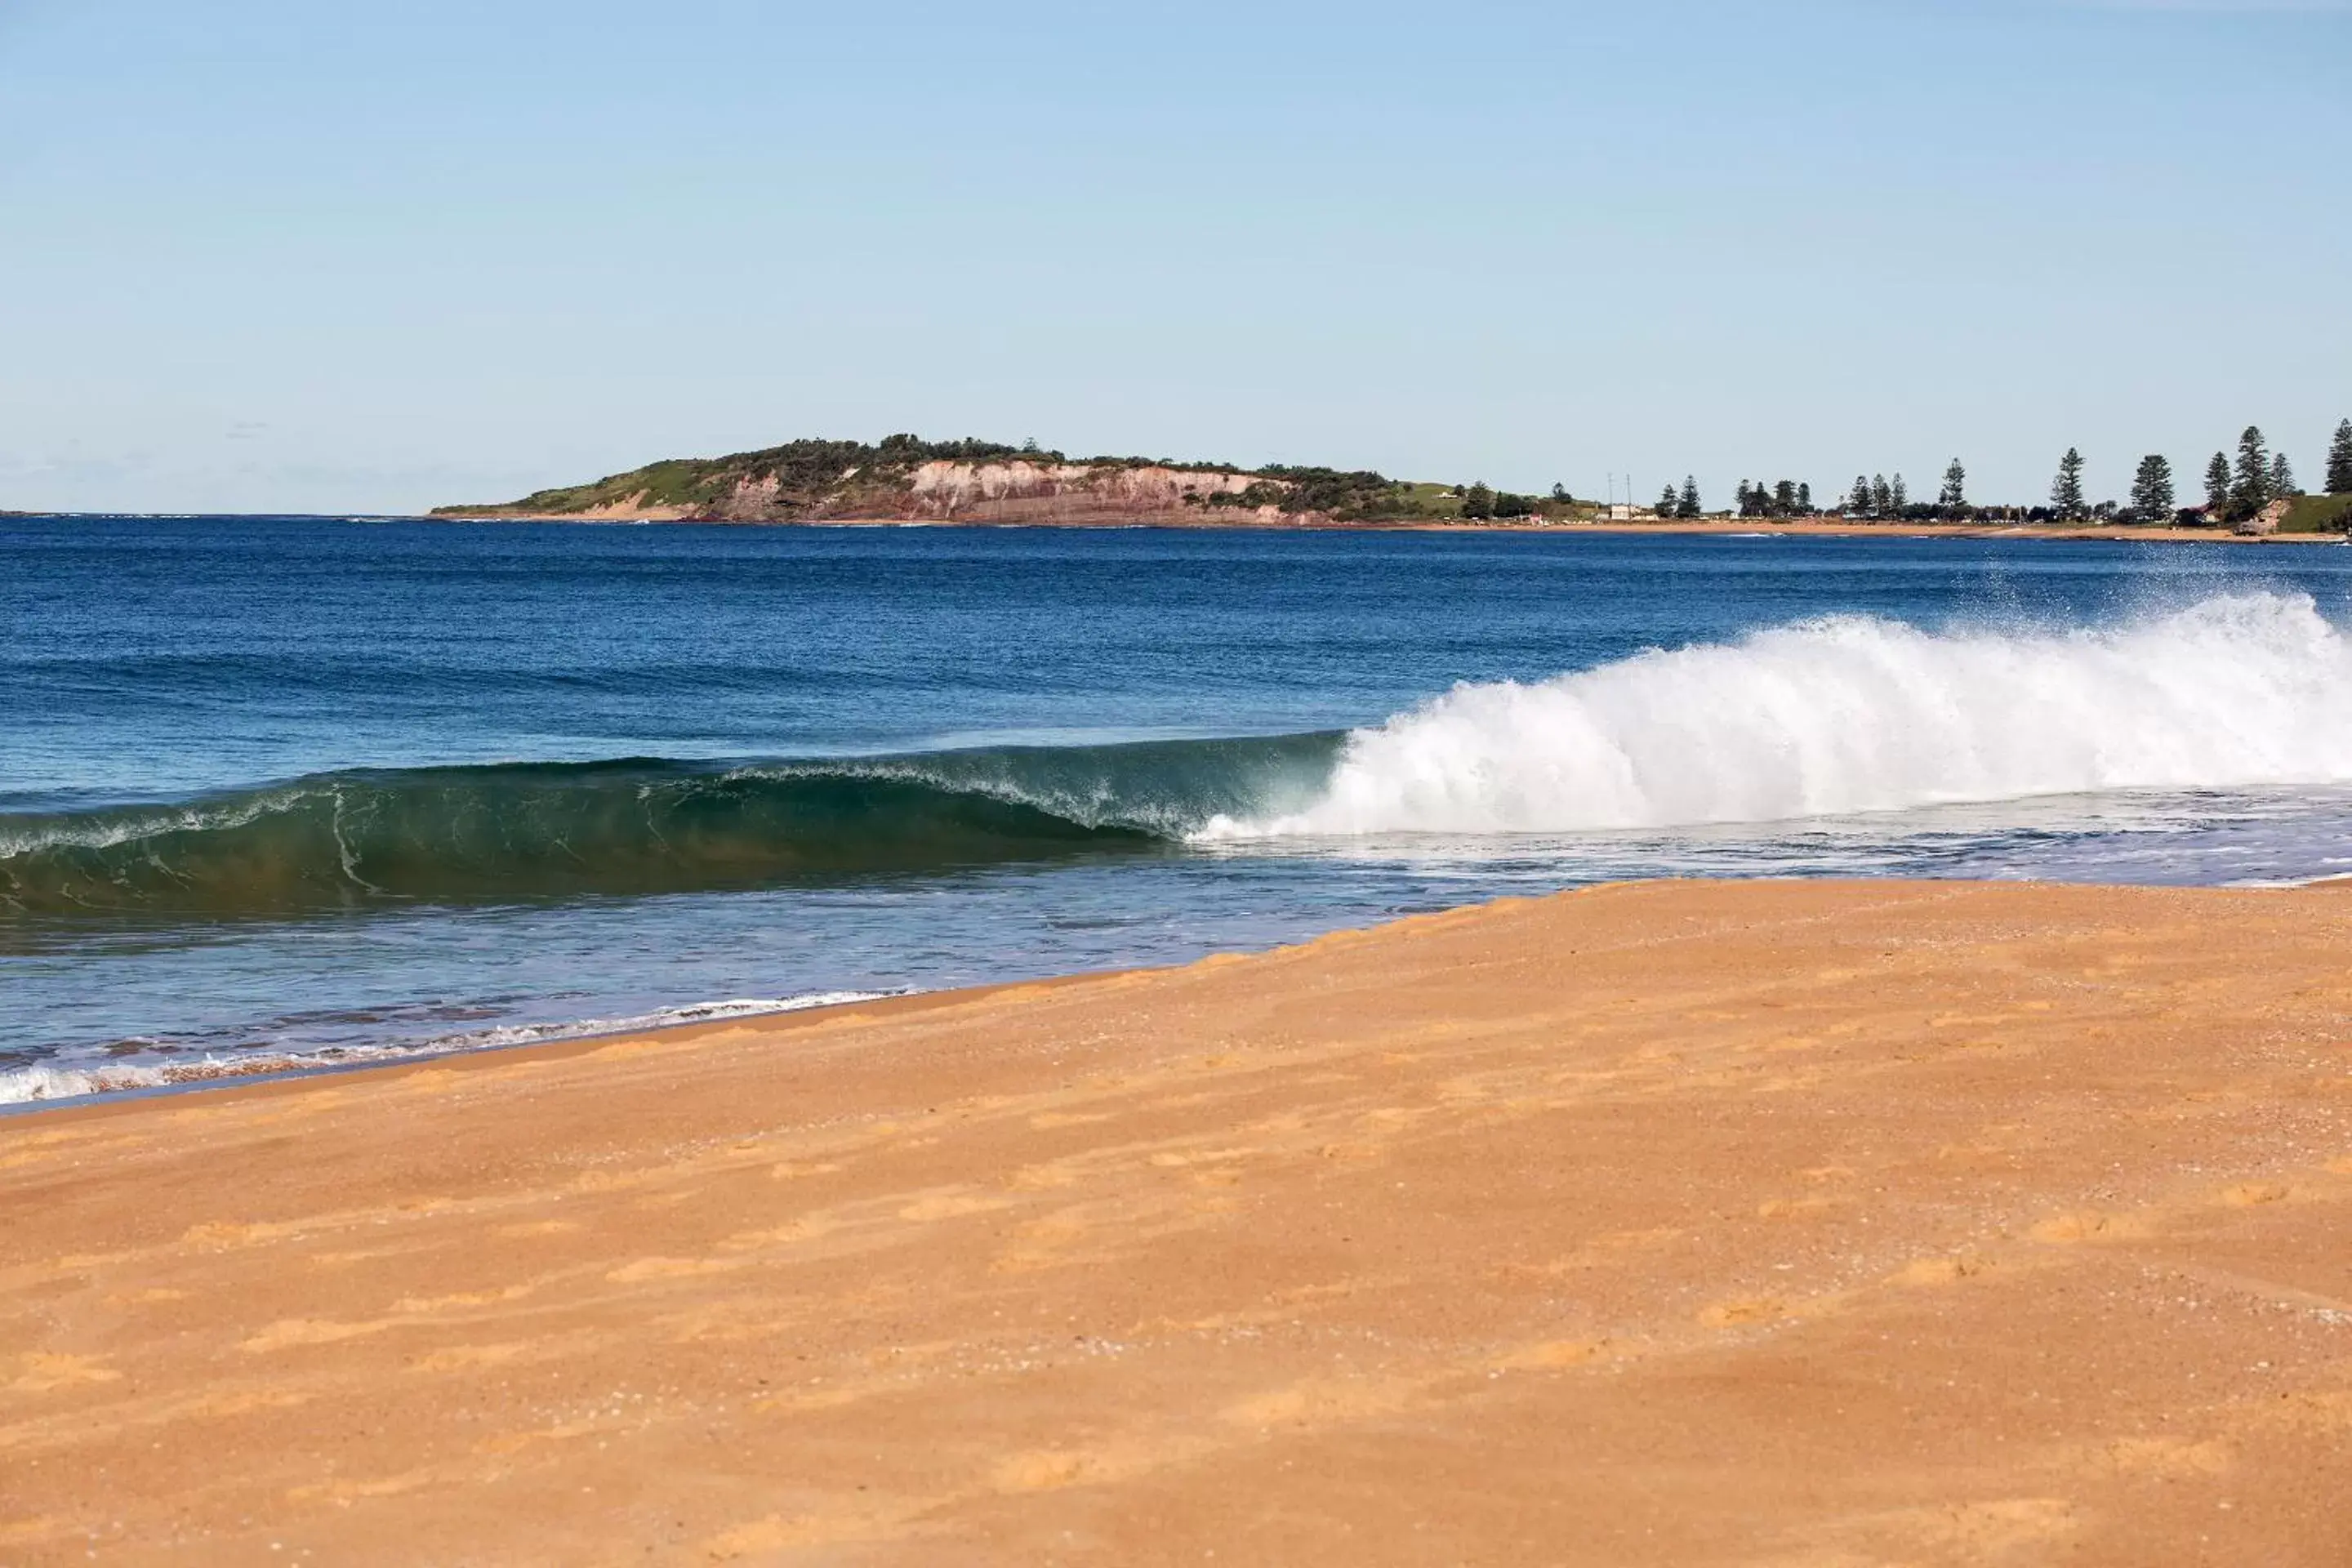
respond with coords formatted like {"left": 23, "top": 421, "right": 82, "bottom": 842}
{"left": 6, "top": 880, "right": 2352, "bottom": 1564}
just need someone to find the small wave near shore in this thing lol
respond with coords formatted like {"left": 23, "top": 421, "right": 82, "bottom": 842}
{"left": 0, "top": 992, "right": 885, "bottom": 1107}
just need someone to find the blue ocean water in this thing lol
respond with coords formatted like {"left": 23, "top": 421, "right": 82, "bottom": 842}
{"left": 10, "top": 515, "right": 2352, "bottom": 1102}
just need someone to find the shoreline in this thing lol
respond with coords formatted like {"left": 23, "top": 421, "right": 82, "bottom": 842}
{"left": 22, "top": 858, "right": 2350, "bottom": 1120}
{"left": 1539, "top": 518, "right": 2344, "bottom": 544}
{"left": 2, "top": 974, "right": 1090, "bottom": 1126}
{"left": 10, "top": 879, "right": 2352, "bottom": 1562}
{"left": 427, "top": 510, "right": 2346, "bottom": 543}
{"left": 20, "top": 509, "right": 2345, "bottom": 543}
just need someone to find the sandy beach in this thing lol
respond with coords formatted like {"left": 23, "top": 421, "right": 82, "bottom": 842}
{"left": 7, "top": 879, "right": 2352, "bottom": 1564}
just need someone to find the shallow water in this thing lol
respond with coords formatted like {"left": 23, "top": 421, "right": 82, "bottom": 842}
{"left": 9, "top": 517, "right": 2352, "bottom": 1101}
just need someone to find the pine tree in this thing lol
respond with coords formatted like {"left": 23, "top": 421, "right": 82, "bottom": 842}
{"left": 1463, "top": 481, "right": 1495, "bottom": 520}
{"left": 1847, "top": 476, "right": 1872, "bottom": 515}
{"left": 1890, "top": 474, "right": 1909, "bottom": 514}
{"left": 1797, "top": 482, "right": 1813, "bottom": 514}
{"left": 1677, "top": 477, "right": 1702, "bottom": 519}
{"left": 2204, "top": 452, "right": 2233, "bottom": 516}
{"left": 1938, "top": 459, "right": 1967, "bottom": 512}
{"left": 1658, "top": 483, "right": 1679, "bottom": 519}
{"left": 2129, "top": 455, "right": 2175, "bottom": 522}
{"left": 2270, "top": 452, "right": 2296, "bottom": 499}
{"left": 2230, "top": 426, "right": 2272, "bottom": 520}
{"left": 2328, "top": 420, "right": 2352, "bottom": 495}
{"left": 2051, "top": 448, "right": 2087, "bottom": 519}
{"left": 1870, "top": 474, "right": 1892, "bottom": 517}
{"left": 1735, "top": 480, "right": 1755, "bottom": 517}
{"left": 1773, "top": 479, "right": 1797, "bottom": 516}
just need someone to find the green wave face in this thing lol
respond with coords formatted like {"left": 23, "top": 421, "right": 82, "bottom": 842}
{"left": 0, "top": 736, "right": 1342, "bottom": 922}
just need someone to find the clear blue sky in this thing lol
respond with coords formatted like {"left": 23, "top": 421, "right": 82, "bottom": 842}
{"left": 1, "top": 1, "right": 2344, "bottom": 514}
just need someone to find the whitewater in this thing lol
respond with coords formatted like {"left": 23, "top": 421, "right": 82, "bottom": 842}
{"left": 1218, "top": 591, "right": 2352, "bottom": 837}
{"left": 0, "top": 992, "right": 886, "bottom": 1107}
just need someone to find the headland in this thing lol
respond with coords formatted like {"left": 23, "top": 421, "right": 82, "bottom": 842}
{"left": 8, "top": 879, "right": 2352, "bottom": 1563}
{"left": 430, "top": 433, "right": 2352, "bottom": 539}
{"left": 430, "top": 434, "right": 1494, "bottom": 529}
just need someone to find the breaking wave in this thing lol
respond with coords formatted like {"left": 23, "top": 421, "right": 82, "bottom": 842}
{"left": 0, "top": 737, "right": 1336, "bottom": 920}
{"left": 1214, "top": 591, "right": 2352, "bottom": 836}
{"left": 12, "top": 592, "right": 2352, "bottom": 925}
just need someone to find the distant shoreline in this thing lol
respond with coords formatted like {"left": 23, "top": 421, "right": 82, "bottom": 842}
{"left": 1505, "top": 518, "right": 2346, "bottom": 545}
{"left": 420, "top": 432, "right": 2352, "bottom": 539}
{"left": 12, "top": 510, "right": 2345, "bottom": 544}
{"left": 418, "top": 510, "right": 2349, "bottom": 544}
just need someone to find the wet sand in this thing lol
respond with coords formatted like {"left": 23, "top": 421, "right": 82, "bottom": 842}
{"left": 6, "top": 880, "right": 2351, "bottom": 1564}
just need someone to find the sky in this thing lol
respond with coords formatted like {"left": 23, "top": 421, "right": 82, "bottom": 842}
{"left": 0, "top": 0, "right": 2345, "bottom": 514}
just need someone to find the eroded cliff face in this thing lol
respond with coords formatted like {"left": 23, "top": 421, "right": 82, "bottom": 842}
{"left": 904, "top": 461, "right": 1259, "bottom": 515}
{"left": 564, "top": 491, "right": 700, "bottom": 522}
{"left": 899, "top": 462, "right": 1271, "bottom": 523}
{"left": 678, "top": 461, "right": 1283, "bottom": 525}
{"left": 437, "top": 450, "right": 1311, "bottom": 526}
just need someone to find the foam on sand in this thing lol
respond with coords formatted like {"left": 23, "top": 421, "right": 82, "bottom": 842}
{"left": 0, "top": 993, "right": 884, "bottom": 1107}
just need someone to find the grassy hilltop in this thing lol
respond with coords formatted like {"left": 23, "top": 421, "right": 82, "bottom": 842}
{"left": 432, "top": 434, "right": 1576, "bottom": 526}
{"left": 2281, "top": 492, "right": 2352, "bottom": 533}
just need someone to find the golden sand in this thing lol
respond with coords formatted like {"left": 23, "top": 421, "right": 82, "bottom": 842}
{"left": 6, "top": 880, "right": 2352, "bottom": 1564}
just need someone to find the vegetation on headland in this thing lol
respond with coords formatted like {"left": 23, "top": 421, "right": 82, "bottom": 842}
{"left": 1190, "top": 466, "right": 1446, "bottom": 522}
{"left": 448, "top": 435, "right": 1043, "bottom": 519}
{"left": 2283, "top": 492, "right": 2352, "bottom": 534}
{"left": 435, "top": 434, "right": 1599, "bottom": 527}
{"left": 439, "top": 417, "right": 2352, "bottom": 531}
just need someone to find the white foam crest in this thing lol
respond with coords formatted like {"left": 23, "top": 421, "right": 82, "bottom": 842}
{"left": 0, "top": 785, "right": 318, "bottom": 858}
{"left": 0, "top": 1063, "right": 168, "bottom": 1102}
{"left": 1205, "top": 591, "right": 2352, "bottom": 837}
{"left": 0, "top": 991, "right": 888, "bottom": 1107}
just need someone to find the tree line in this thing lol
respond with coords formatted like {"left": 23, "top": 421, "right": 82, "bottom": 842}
{"left": 1681, "top": 419, "right": 2352, "bottom": 523}
{"left": 2049, "top": 425, "right": 2336, "bottom": 524}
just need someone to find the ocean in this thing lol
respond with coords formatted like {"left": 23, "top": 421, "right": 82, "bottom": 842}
{"left": 9, "top": 515, "right": 2352, "bottom": 1104}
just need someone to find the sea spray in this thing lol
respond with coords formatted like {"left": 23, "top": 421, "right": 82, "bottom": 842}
{"left": 1209, "top": 592, "right": 2352, "bottom": 836}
